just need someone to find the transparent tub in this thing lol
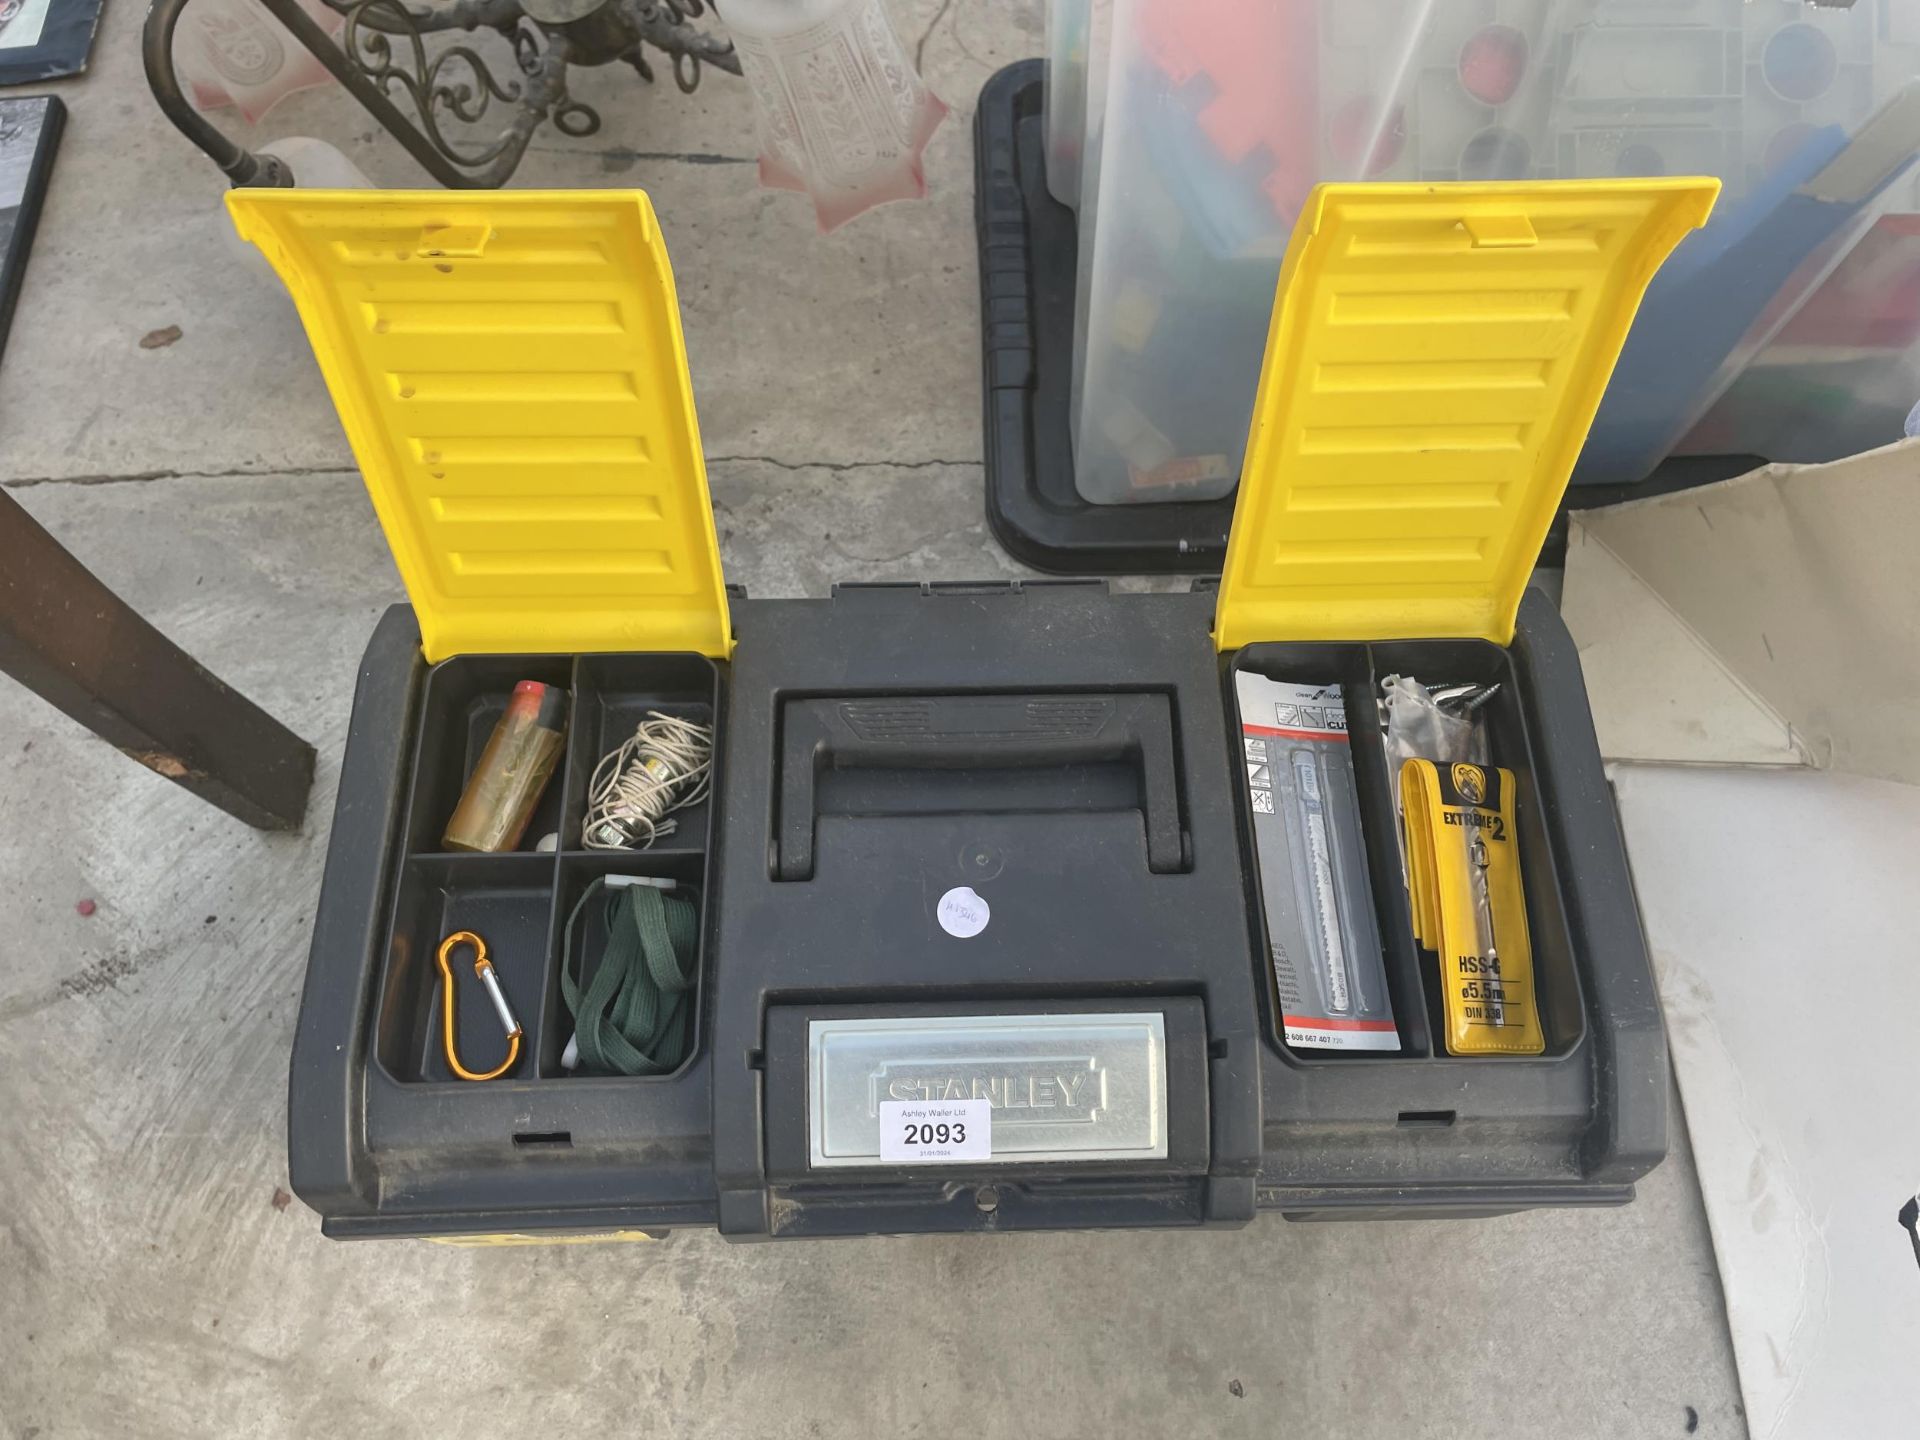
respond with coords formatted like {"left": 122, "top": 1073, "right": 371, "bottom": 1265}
{"left": 1059, "top": 0, "right": 1920, "bottom": 504}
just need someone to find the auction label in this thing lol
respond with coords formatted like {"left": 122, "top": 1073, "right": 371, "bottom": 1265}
{"left": 877, "top": 1098, "right": 991, "bottom": 1164}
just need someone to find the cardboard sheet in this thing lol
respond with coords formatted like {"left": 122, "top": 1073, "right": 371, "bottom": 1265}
{"left": 1567, "top": 441, "right": 1920, "bottom": 781}
{"left": 1613, "top": 764, "right": 1920, "bottom": 1439}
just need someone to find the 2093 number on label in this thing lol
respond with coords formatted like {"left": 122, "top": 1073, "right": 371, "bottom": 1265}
{"left": 877, "top": 1098, "right": 991, "bottom": 1164}
{"left": 903, "top": 1120, "right": 966, "bottom": 1147}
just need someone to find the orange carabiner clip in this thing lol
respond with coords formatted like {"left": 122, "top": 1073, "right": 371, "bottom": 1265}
{"left": 435, "top": 930, "right": 523, "bottom": 1082}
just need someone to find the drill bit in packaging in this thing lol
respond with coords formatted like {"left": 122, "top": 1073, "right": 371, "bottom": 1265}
{"left": 1400, "top": 758, "right": 1544, "bottom": 1056}
{"left": 1236, "top": 672, "right": 1399, "bottom": 1051}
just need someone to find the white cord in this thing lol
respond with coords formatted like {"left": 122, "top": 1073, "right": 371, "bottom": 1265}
{"left": 582, "top": 711, "right": 714, "bottom": 850}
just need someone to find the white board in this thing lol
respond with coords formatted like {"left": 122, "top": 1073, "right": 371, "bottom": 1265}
{"left": 1613, "top": 763, "right": 1920, "bottom": 1440}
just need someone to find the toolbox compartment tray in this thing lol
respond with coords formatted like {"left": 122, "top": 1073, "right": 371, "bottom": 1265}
{"left": 290, "top": 584, "right": 1663, "bottom": 1239}
{"left": 261, "top": 181, "right": 1688, "bottom": 1241}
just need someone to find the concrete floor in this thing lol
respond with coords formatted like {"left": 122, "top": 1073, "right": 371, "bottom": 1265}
{"left": 0, "top": 3, "right": 1745, "bottom": 1436}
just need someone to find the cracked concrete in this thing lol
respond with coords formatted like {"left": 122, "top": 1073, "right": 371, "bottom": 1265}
{"left": 0, "top": 1, "right": 1744, "bottom": 1437}
{"left": 5, "top": 456, "right": 981, "bottom": 490}
{"left": 4, "top": 464, "right": 352, "bottom": 490}
{"left": 707, "top": 453, "right": 979, "bottom": 472}
{"left": 525, "top": 145, "right": 760, "bottom": 167}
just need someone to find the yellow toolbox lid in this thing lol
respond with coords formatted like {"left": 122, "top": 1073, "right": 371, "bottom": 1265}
{"left": 228, "top": 189, "right": 732, "bottom": 662}
{"left": 1215, "top": 180, "right": 1717, "bottom": 652}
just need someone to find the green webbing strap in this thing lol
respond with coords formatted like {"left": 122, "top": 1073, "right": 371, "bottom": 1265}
{"left": 561, "top": 876, "right": 699, "bottom": 1076}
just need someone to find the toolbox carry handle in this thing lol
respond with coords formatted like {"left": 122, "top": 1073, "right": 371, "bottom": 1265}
{"left": 775, "top": 693, "right": 1187, "bottom": 880}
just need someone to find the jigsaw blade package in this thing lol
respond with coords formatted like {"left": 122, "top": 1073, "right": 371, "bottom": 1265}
{"left": 1235, "top": 672, "right": 1399, "bottom": 1052}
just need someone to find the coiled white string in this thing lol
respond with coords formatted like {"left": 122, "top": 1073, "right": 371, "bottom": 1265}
{"left": 582, "top": 711, "right": 714, "bottom": 850}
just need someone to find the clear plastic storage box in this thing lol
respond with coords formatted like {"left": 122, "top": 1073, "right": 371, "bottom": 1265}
{"left": 1043, "top": 0, "right": 1093, "bottom": 206}
{"left": 1057, "top": 0, "right": 1920, "bottom": 503}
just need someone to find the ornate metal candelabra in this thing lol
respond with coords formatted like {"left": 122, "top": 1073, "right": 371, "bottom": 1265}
{"left": 144, "top": 0, "right": 740, "bottom": 187}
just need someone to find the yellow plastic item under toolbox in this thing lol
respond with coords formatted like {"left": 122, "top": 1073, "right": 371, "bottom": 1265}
{"left": 244, "top": 179, "right": 1716, "bottom": 1241}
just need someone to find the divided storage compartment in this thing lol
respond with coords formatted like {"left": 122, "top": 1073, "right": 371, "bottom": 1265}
{"left": 1241, "top": 593, "right": 1667, "bottom": 1208}
{"left": 1229, "top": 637, "right": 1586, "bottom": 1063}
{"left": 563, "top": 654, "right": 717, "bottom": 853}
{"left": 542, "top": 849, "right": 710, "bottom": 1078}
{"left": 293, "top": 592, "right": 1667, "bottom": 1238}
{"left": 378, "top": 854, "right": 553, "bottom": 1083}
{"left": 402, "top": 655, "right": 571, "bottom": 855}
{"left": 259, "top": 184, "right": 1679, "bottom": 1239}
{"left": 373, "top": 650, "right": 721, "bottom": 1090}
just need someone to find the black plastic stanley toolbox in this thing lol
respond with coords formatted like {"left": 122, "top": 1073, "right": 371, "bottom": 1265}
{"left": 228, "top": 177, "right": 1715, "bottom": 1240}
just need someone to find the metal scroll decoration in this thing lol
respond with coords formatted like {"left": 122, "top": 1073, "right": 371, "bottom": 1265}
{"left": 144, "top": 0, "right": 742, "bottom": 188}
{"left": 628, "top": 0, "right": 734, "bottom": 93}
{"left": 341, "top": 0, "right": 526, "bottom": 167}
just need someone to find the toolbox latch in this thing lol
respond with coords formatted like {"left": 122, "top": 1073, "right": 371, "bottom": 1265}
{"left": 417, "top": 222, "right": 492, "bottom": 257}
{"left": 1461, "top": 212, "right": 1535, "bottom": 248}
